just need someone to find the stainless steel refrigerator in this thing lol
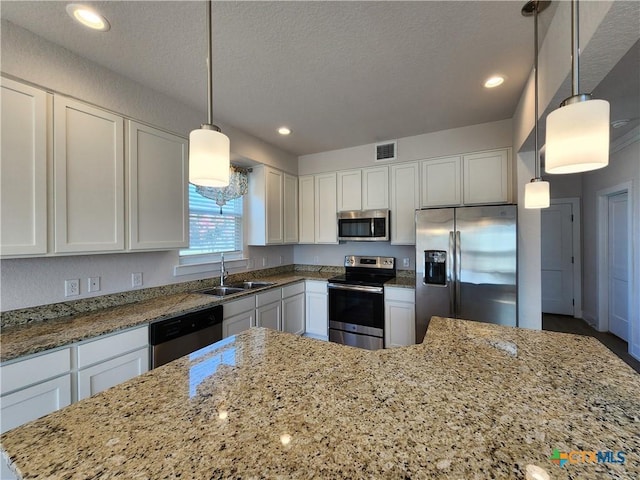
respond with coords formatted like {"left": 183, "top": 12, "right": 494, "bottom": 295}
{"left": 415, "top": 205, "right": 517, "bottom": 342}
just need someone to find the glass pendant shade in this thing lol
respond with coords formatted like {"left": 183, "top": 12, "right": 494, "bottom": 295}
{"left": 524, "top": 179, "right": 550, "bottom": 209}
{"left": 189, "top": 128, "right": 230, "bottom": 187}
{"left": 545, "top": 98, "right": 610, "bottom": 174}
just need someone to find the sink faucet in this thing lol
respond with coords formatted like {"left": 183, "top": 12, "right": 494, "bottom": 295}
{"left": 220, "top": 252, "right": 228, "bottom": 286}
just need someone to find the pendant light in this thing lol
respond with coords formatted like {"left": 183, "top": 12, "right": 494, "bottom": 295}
{"left": 544, "top": 0, "right": 610, "bottom": 174}
{"left": 523, "top": 0, "right": 550, "bottom": 209}
{"left": 189, "top": 0, "right": 230, "bottom": 187}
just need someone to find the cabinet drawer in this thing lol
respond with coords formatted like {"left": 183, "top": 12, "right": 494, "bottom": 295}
{"left": 256, "top": 288, "right": 282, "bottom": 307}
{"left": 385, "top": 287, "right": 415, "bottom": 303}
{"left": 1, "top": 348, "right": 71, "bottom": 394}
{"left": 77, "top": 326, "right": 148, "bottom": 369}
{"left": 1, "top": 374, "right": 71, "bottom": 434}
{"left": 282, "top": 282, "right": 304, "bottom": 298}
{"left": 223, "top": 295, "right": 255, "bottom": 318}
{"left": 305, "top": 280, "right": 327, "bottom": 294}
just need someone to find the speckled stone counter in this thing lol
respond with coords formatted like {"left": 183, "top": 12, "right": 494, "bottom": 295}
{"left": 0, "top": 273, "right": 333, "bottom": 363}
{"left": 2, "top": 317, "right": 638, "bottom": 479}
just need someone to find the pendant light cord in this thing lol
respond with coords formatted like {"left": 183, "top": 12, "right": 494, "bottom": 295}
{"left": 571, "top": 0, "right": 580, "bottom": 95}
{"left": 206, "top": 0, "right": 214, "bottom": 126}
{"left": 534, "top": 2, "right": 540, "bottom": 179}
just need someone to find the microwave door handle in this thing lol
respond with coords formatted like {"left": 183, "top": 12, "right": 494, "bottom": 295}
{"left": 448, "top": 231, "right": 455, "bottom": 315}
{"left": 371, "top": 219, "right": 375, "bottom": 237}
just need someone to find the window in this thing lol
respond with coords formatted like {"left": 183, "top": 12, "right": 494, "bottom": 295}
{"left": 180, "top": 184, "right": 243, "bottom": 258}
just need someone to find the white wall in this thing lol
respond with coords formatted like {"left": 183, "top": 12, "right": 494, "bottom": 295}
{"left": 299, "top": 119, "right": 512, "bottom": 175}
{"left": 0, "top": 21, "right": 297, "bottom": 312}
{"left": 581, "top": 132, "right": 640, "bottom": 359}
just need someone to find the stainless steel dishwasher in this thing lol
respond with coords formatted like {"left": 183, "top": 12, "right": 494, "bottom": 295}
{"left": 149, "top": 305, "right": 223, "bottom": 368}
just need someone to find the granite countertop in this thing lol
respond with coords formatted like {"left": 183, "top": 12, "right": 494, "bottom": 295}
{"left": 2, "top": 317, "right": 638, "bottom": 479}
{"left": 0, "top": 272, "right": 333, "bottom": 363}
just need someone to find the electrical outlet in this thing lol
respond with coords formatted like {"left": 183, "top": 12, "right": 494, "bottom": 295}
{"left": 131, "top": 272, "right": 143, "bottom": 288}
{"left": 65, "top": 279, "right": 80, "bottom": 297}
{"left": 248, "top": 258, "right": 254, "bottom": 268}
{"left": 279, "top": 255, "right": 284, "bottom": 265}
{"left": 402, "top": 257, "right": 410, "bottom": 268}
{"left": 88, "top": 276, "right": 101, "bottom": 292}
{"left": 262, "top": 257, "right": 268, "bottom": 267}
{"left": 313, "top": 256, "right": 319, "bottom": 264}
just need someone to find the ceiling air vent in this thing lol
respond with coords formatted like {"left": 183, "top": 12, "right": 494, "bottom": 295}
{"left": 375, "top": 140, "right": 397, "bottom": 162}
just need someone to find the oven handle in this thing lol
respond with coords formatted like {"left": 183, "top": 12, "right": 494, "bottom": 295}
{"left": 327, "top": 283, "right": 384, "bottom": 294}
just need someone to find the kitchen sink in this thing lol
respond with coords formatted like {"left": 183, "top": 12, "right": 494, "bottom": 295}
{"left": 199, "top": 286, "right": 246, "bottom": 297}
{"left": 231, "top": 281, "right": 276, "bottom": 289}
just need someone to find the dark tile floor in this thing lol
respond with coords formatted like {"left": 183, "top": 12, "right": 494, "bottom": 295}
{"left": 543, "top": 313, "right": 640, "bottom": 374}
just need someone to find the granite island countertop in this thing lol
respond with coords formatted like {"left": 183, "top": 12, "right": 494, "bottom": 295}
{"left": 2, "top": 317, "right": 638, "bottom": 479}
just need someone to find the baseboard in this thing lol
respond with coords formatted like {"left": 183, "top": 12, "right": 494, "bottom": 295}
{"left": 581, "top": 311, "right": 600, "bottom": 330}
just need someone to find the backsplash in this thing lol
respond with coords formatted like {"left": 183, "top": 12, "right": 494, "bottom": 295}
{"left": 1, "top": 265, "right": 344, "bottom": 329}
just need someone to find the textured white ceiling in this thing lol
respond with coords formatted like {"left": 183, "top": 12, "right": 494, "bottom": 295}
{"left": 12, "top": 0, "right": 635, "bottom": 158}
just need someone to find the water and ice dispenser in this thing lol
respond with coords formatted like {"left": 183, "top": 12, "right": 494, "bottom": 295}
{"left": 424, "top": 250, "right": 447, "bottom": 285}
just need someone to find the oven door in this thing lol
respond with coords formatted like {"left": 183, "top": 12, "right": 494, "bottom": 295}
{"left": 328, "top": 283, "right": 384, "bottom": 349}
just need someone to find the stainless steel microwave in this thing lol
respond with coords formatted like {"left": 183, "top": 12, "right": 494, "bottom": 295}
{"left": 337, "top": 209, "right": 390, "bottom": 241}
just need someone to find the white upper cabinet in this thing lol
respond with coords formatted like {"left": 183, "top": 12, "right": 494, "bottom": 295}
{"left": 337, "top": 169, "right": 362, "bottom": 211}
{"left": 420, "top": 156, "right": 461, "bottom": 208}
{"left": 0, "top": 78, "right": 48, "bottom": 256}
{"left": 390, "top": 162, "right": 419, "bottom": 245}
{"left": 462, "top": 149, "right": 510, "bottom": 205}
{"left": 314, "top": 173, "right": 338, "bottom": 244}
{"left": 248, "top": 165, "right": 298, "bottom": 245}
{"left": 283, "top": 173, "right": 299, "bottom": 243}
{"left": 53, "top": 96, "right": 124, "bottom": 253}
{"left": 336, "top": 166, "right": 389, "bottom": 211}
{"left": 420, "top": 148, "right": 510, "bottom": 208}
{"left": 298, "top": 175, "right": 315, "bottom": 244}
{"left": 127, "top": 121, "right": 188, "bottom": 250}
{"left": 362, "top": 166, "right": 389, "bottom": 210}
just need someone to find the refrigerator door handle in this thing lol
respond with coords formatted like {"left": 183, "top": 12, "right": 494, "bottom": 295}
{"left": 455, "top": 231, "right": 461, "bottom": 315}
{"left": 448, "top": 231, "right": 455, "bottom": 314}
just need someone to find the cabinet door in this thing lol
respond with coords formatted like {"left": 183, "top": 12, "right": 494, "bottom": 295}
{"left": 1, "top": 374, "right": 71, "bottom": 434}
{"left": 127, "top": 121, "right": 188, "bottom": 250}
{"left": 463, "top": 149, "right": 509, "bottom": 204}
{"left": 1, "top": 79, "right": 48, "bottom": 256}
{"left": 256, "top": 301, "right": 281, "bottom": 330}
{"left": 420, "top": 156, "right": 461, "bottom": 207}
{"left": 282, "top": 293, "right": 305, "bottom": 335}
{"left": 54, "top": 96, "right": 124, "bottom": 252}
{"left": 384, "top": 301, "right": 416, "bottom": 348}
{"left": 362, "top": 166, "right": 389, "bottom": 210}
{"left": 77, "top": 347, "right": 148, "bottom": 401}
{"left": 223, "top": 311, "right": 255, "bottom": 338}
{"left": 265, "top": 167, "right": 284, "bottom": 244}
{"left": 337, "top": 170, "right": 362, "bottom": 211}
{"left": 390, "top": 162, "right": 419, "bottom": 244}
{"left": 314, "top": 173, "right": 337, "bottom": 244}
{"left": 283, "top": 173, "right": 299, "bottom": 243}
{"left": 305, "top": 281, "right": 328, "bottom": 339}
{"left": 298, "top": 176, "right": 315, "bottom": 243}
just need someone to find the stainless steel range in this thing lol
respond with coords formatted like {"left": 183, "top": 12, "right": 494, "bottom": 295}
{"left": 327, "top": 255, "right": 396, "bottom": 350}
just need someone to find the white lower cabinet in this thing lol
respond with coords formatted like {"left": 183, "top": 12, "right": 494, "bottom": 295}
{"left": 77, "top": 348, "right": 148, "bottom": 401}
{"left": 0, "top": 348, "right": 72, "bottom": 434}
{"left": 305, "top": 280, "right": 328, "bottom": 340}
{"left": 282, "top": 282, "right": 305, "bottom": 335}
{"left": 384, "top": 287, "right": 416, "bottom": 348}
{"left": 222, "top": 295, "right": 256, "bottom": 338}
{"left": 75, "top": 326, "right": 149, "bottom": 401}
{"left": 256, "top": 289, "right": 282, "bottom": 330}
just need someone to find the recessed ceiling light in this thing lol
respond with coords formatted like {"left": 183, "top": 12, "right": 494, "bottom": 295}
{"left": 66, "top": 3, "right": 110, "bottom": 31}
{"left": 278, "top": 127, "right": 291, "bottom": 136}
{"left": 484, "top": 75, "right": 505, "bottom": 88}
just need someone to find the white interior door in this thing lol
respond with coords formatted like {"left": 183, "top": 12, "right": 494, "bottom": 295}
{"left": 608, "top": 192, "right": 629, "bottom": 341}
{"left": 541, "top": 203, "right": 574, "bottom": 315}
